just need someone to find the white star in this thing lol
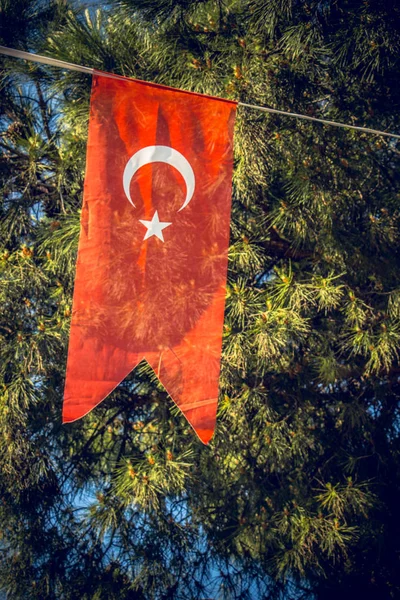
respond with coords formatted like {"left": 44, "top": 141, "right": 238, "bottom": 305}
{"left": 139, "top": 210, "right": 172, "bottom": 242}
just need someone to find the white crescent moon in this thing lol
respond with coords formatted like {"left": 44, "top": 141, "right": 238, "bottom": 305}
{"left": 123, "top": 145, "right": 195, "bottom": 212}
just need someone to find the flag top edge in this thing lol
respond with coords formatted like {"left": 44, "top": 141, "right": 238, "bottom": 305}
{"left": 93, "top": 69, "right": 238, "bottom": 106}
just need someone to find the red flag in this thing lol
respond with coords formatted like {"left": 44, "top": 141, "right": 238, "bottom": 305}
{"left": 63, "top": 72, "right": 236, "bottom": 444}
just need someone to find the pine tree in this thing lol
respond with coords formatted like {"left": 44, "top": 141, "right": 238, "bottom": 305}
{"left": 1, "top": 0, "right": 400, "bottom": 598}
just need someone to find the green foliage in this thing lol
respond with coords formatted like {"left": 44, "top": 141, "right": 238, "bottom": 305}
{"left": 2, "top": 0, "right": 400, "bottom": 599}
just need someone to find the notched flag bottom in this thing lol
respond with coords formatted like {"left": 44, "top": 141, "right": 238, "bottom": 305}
{"left": 62, "top": 72, "right": 237, "bottom": 444}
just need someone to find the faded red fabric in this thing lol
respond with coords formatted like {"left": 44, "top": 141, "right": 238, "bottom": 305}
{"left": 63, "top": 72, "right": 236, "bottom": 444}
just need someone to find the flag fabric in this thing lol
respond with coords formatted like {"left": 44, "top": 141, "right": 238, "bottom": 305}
{"left": 63, "top": 72, "right": 237, "bottom": 444}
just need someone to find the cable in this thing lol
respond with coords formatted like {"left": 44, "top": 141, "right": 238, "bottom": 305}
{"left": 238, "top": 102, "right": 400, "bottom": 139}
{"left": 1, "top": 45, "right": 400, "bottom": 140}
{"left": 0, "top": 45, "right": 93, "bottom": 75}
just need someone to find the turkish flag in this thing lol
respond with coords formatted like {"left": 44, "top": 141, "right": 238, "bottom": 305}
{"left": 63, "top": 72, "right": 236, "bottom": 444}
